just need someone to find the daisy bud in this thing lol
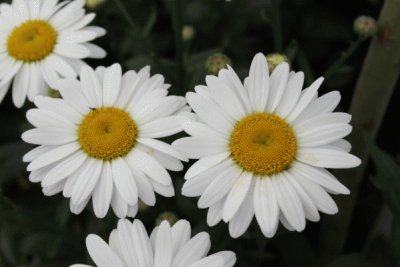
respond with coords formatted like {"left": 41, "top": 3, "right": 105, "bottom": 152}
{"left": 266, "top": 53, "right": 290, "bottom": 73}
{"left": 205, "top": 53, "right": 232, "bottom": 75}
{"left": 156, "top": 211, "right": 178, "bottom": 226}
{"left": 182, "top": 25, "right": 196, "bottom": 41}
{"left": 353, "top": 16, "right": 378, "bottom": 37}
{"left": 86, "top": 0, "right": 106, "bottom": 9}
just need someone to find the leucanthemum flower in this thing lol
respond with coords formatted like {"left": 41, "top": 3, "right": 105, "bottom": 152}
{"left": 0, "top": 0, "right": 106, "bottom": 107}
{"left": 172, "top": 53, "right": 361, "bottom": 238}
{"left": 22, "top": 63, "right": 190, "bottom": 218}
{"left": 70, "top": 219, "right": 236, "bottom": 267}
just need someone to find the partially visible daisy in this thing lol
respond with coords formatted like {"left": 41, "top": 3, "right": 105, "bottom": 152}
{"left": 22, "top": 63, "right": 189, "bottom": 218}
{"left": 0, "top": 0, "right": 106, "bottom": 107}
{"left": 173, "top": 53, "right": 361, "bottom": 238}
{"left": 71, "top": 219, "right": 236, "bottom": 267}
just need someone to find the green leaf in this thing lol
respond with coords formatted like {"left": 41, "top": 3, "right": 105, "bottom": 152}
{"left": 370, "top": 145, "right": 400, "bottom": 217}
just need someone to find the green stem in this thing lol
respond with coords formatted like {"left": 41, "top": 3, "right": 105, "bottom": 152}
{"left": 271, "top": 0, "right": 283, "bottom": 52}
{"left": 319, "top": 0, "right": 400, "bottom": 262}
{"left": 111, "top": 0, "right": 142, "bottom": 36}
{"left": 323, "top": 36, "right": 366, "bottom": 80}
{"left": 171, "top": 0, "right": 185, "bottom": 95}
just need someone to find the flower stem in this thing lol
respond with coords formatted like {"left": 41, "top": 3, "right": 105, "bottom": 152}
{"left": 111, "top": 0, "right": 142, "bottom": 36}
{"left": 271, "top": 0, "right": 283, "bottom": 52}
{"left": 319, "top": 0, "right": 400, "bottom": 262}
{"left": 171, "top": 0, "right": 185, "bottom": 95}
{"left": 323, "top": 36, "right": 366, "bottom": 80}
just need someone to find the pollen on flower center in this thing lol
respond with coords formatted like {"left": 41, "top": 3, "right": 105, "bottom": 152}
{"left": 7, "top": 20, "right": 57, "bottom": 62}
{"left": 229, "top": 112, "right": 297, "bottom": 176}
{"left": 78, "top": 107, "right": 138, "bottom": 161}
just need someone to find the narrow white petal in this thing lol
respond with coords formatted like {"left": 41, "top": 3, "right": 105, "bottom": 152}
{"left": 272, "top": 174, "right": 306, "bottom": 231}
{"left": 138, "top": 138, "right": 187, "bottom": 161}
{"left": 207, "top": 199, "right": 224, "bottom": 227}
{"left": 83, "top": 43, "right": 106, "bottom": 59}
{"left": 211, "top": 251, "right": 236, "bottom": 267}
{"left": 103, "top": 63, "right": 122, "bottom": 106}
{"left": 129, "top": 165, "right": 156, "bottom": 206}
{"left": 267, "top": 62, "right": 289, "bottom": 112}
{"left": 222, "top": 171, "right": 253, "bottom": 221}
{"left": 111, "top": 188, "right": 128, "bottom": 218}
{"left": 132, "top": 220, "right": 154, "bottom": 267}
{"left": 186, "top": 92, "right": 233, "bottom": 134}
{"left": 26, "top": 142, "right": 79, "bottom": 171}
{"left": 45, "top": 54, "right": 77, "bottom": 78}
{"left": 229, "top": 187, "right": 254, "bottom": 238}
{"left": 172, "top": 232, "right": 211, "bottom": 267}
{"left": 198, "top": 163, "right": 242, "bottom": 208}
{"left": 116, "top": 219, "right": 140, "bottom": 266}
{"left": 54, "top": 43, "right": 90, "bottom": 58}
{"left": 127, "top": 149, "right": 172, "bottom": 186}
{"left": 297, "top": 124, "right": 352, "bottom": 147}
{"left": 297, "top": 147, "right": 361, "bottom": 169}
{"left": 286, "top": 77, "right": 324, "bottom": 122}
{"left": 247, "top": 53, "right": 270, "bottom": 112}
{"left": 57, "top": 78, "right": 91, "bottom": 114}
{"left": 154, "top": 221, "right": 173, "bottom": 267}
{"left": 79, "top": 65, "right": 102, "bottom": 108}
{"left": 92, "top": 162, "right": 113, "bottom": 218}
{"left": 274, "top": 71, "right": 304, "bottom": 117}
{"left": 253, "top": 177, "right": 279, "bottom": 238}
{"left": 184, "top": 152, "right": 230, "bottom": 180}
{"left": 171, "top": 220, "right": 191, "bottom": 257}
{"left": 140, "top": 116, "right": 189, "bottom": 139}
{"left": 111, "top": 158, "right": 138, "bottom": 206}
{"left": 172, "top": 137, "right": 226, "bottom": 159}
{"left": 188, "top": 255, "right": 224, "bottom": 267}
{"left": 21, "top": 128, "right": 76, "bottom": 145}
{"left": 86, "top": 234, "right": 124, "bottom": 267}
{"left": 71, "top": 159, "right": 102, "bottom": 205}
{"left": 12, "top": 63, "right": 29, "bottom": 108}
{"left": 292, "top": 161, "right": 350, "bottom": 194}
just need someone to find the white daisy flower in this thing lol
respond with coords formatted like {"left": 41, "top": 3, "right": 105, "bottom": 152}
{"left": 70, "top": 219, "right": 236, "bottom": 267}
{"left": 172, "top": 53, "right": 361, "bottom": 238}
{"left": 22, "top": 63, "right": 189, "bottom": 218}
{"left": 0, "top": 0, "right": 106, "bottom": 107}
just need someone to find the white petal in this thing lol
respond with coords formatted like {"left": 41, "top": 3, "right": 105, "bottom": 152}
{"left": 21, "top": 128, "right": 76, "bottom": 145}
{"left": 171, "top": 220, "right": 191, "bottom": 256}
{"left": 172, "top": 232, "right": 211, "bottom": 267}
{"left": 71, "top": 158, "right": 102, "bottom": 205}
{"left": 207, "top": 199, "right": 224, "bottom": 227}
{"left": 92, "top": 162, "right": 113, "bottom": 218}
{"left": 275, "top": 71, "right": 304, "bottom": 117}
{"left": 222, "top": 172, "right": 253, "bottom": 221}
{"left": 138, "top": 138, "right": 187, "bottom": 161}
{"left": 272, "top": 174, "right": 305, "bottom": 231}
{"left": 184, "top": 152, "right": 230, "bottom": 180}
{"left": 116, "top": 219, "right": 140, "bottom": 266}
{"left": 189, "top": 255, "right": 224, "bottom": 267}
{"left": 247, "top": 53, "right": 269, "bottom": 112}
{"left": 186, "top": 92, "right": 233, "bottom": 134}
{"left": 297, "top": 147, "right": 361, "bottom": 168}
{"left": 172, "top": 137, "right": 226, "bottom": 159}
{"left": 26, "top": 142, "right": 79, "bottom": 171}
{"left": 101, "top": 63, "right": 122, "bottom": 106}
{"left": 127, "top": 149, "right": 172, "bottom": 186}
{"left": 132, "top": 220, "right": 154, "bottom": 267}
{"left": 58, "top": 30, "right": 97, "bottom": 43}
{"left": 140, "top": 116, "right": 188, "bottom": 139}
{"left": 45, "top": 54, "right": 77, "bottom": 78}
{"left": 253, "top": 177, "right": 279, "bottom": 238}
{"left": 286, "top": 77, "right": 324, "bottom": 122}
{"left": 198, "top": 163, "right": 242, "bottom": 208}
{"left": 57, "top": 78, "right": 90, "bottom": 114}
{"left": 54, "top": 43, "right": 90, "bottom": 58}
{"left": 41, "top": 151, "right": 86, "bottom": 187}
{"left": 12, "top": 63, "right": 29, "bottom": 108}
{"left": 129, "top": 165, "right": 156, "bottom": 206}
{"left": 86, "top": 234, "right": 124, "bottom": 267}
{"left": 79, "top": 65, "right": 102, "bottom": 108}
{"left": 111, "top": 188, "right": 128, "bottom": 218}
{"left": 267, "top": 62, "right": 289, "bottom": 112}
{"left": 292, "top": 161, "right": 350, "bottom": 194}
{"left": 154, "top": 221, "right": 173, "bottom": 267}
{"left": 211, "top": 251, "right": 236, "bottom": 267}
{"left": 295, "top": 174, "right": 339, "bottom": 214}
{"left": 297, "top": 124, "right": 352, "bottom": 147}
{"left": 293, "top": 91, "right": 341, "bottom": 123}
{"left": 229, "top": 187, "right": 254, "bottom": 238}
{"left": 205, "top": 75, "right": 246, "bottom": 120}
{"left": 111, "top": 158, "right": 138, "bottom": 206}
{"left": 83, "top": 43, "right": 106, "bottom": 59}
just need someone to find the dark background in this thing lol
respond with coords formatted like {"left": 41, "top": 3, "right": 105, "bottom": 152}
{"left": 1, "top": 0, "right": 399, "bottom": 266}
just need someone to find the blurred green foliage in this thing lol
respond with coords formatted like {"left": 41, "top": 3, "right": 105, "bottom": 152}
{"left": 1, "top": 0, "right": 400, "bottom": 266}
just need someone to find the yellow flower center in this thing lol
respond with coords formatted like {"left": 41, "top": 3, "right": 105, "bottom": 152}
{"left": 229, "top": 113, "right": 297, "bottom": 176}
{"left": 78, "top": 107, "right": 138, "bottom": 161}
{"left": 7, "top": 20, "right": 57, "bottom": 62}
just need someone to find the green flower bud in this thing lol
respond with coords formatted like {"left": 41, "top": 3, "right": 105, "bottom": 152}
{"left": 156, "top": 211, "right": 178, "bottom": 226}
{"left": 353, "top": 16, "right": 378, "bottom": 37}
{"left": 265, "top": 53, "right": 289, "bottom": 73}
{"left": 205, "top": 53, "right": 232, "bottom": 75}
{"left": 182, "top": 25, "right": 196, "bottom": 41}
{"left": 86, "top": 0, "right": 106, "bottom": 9}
